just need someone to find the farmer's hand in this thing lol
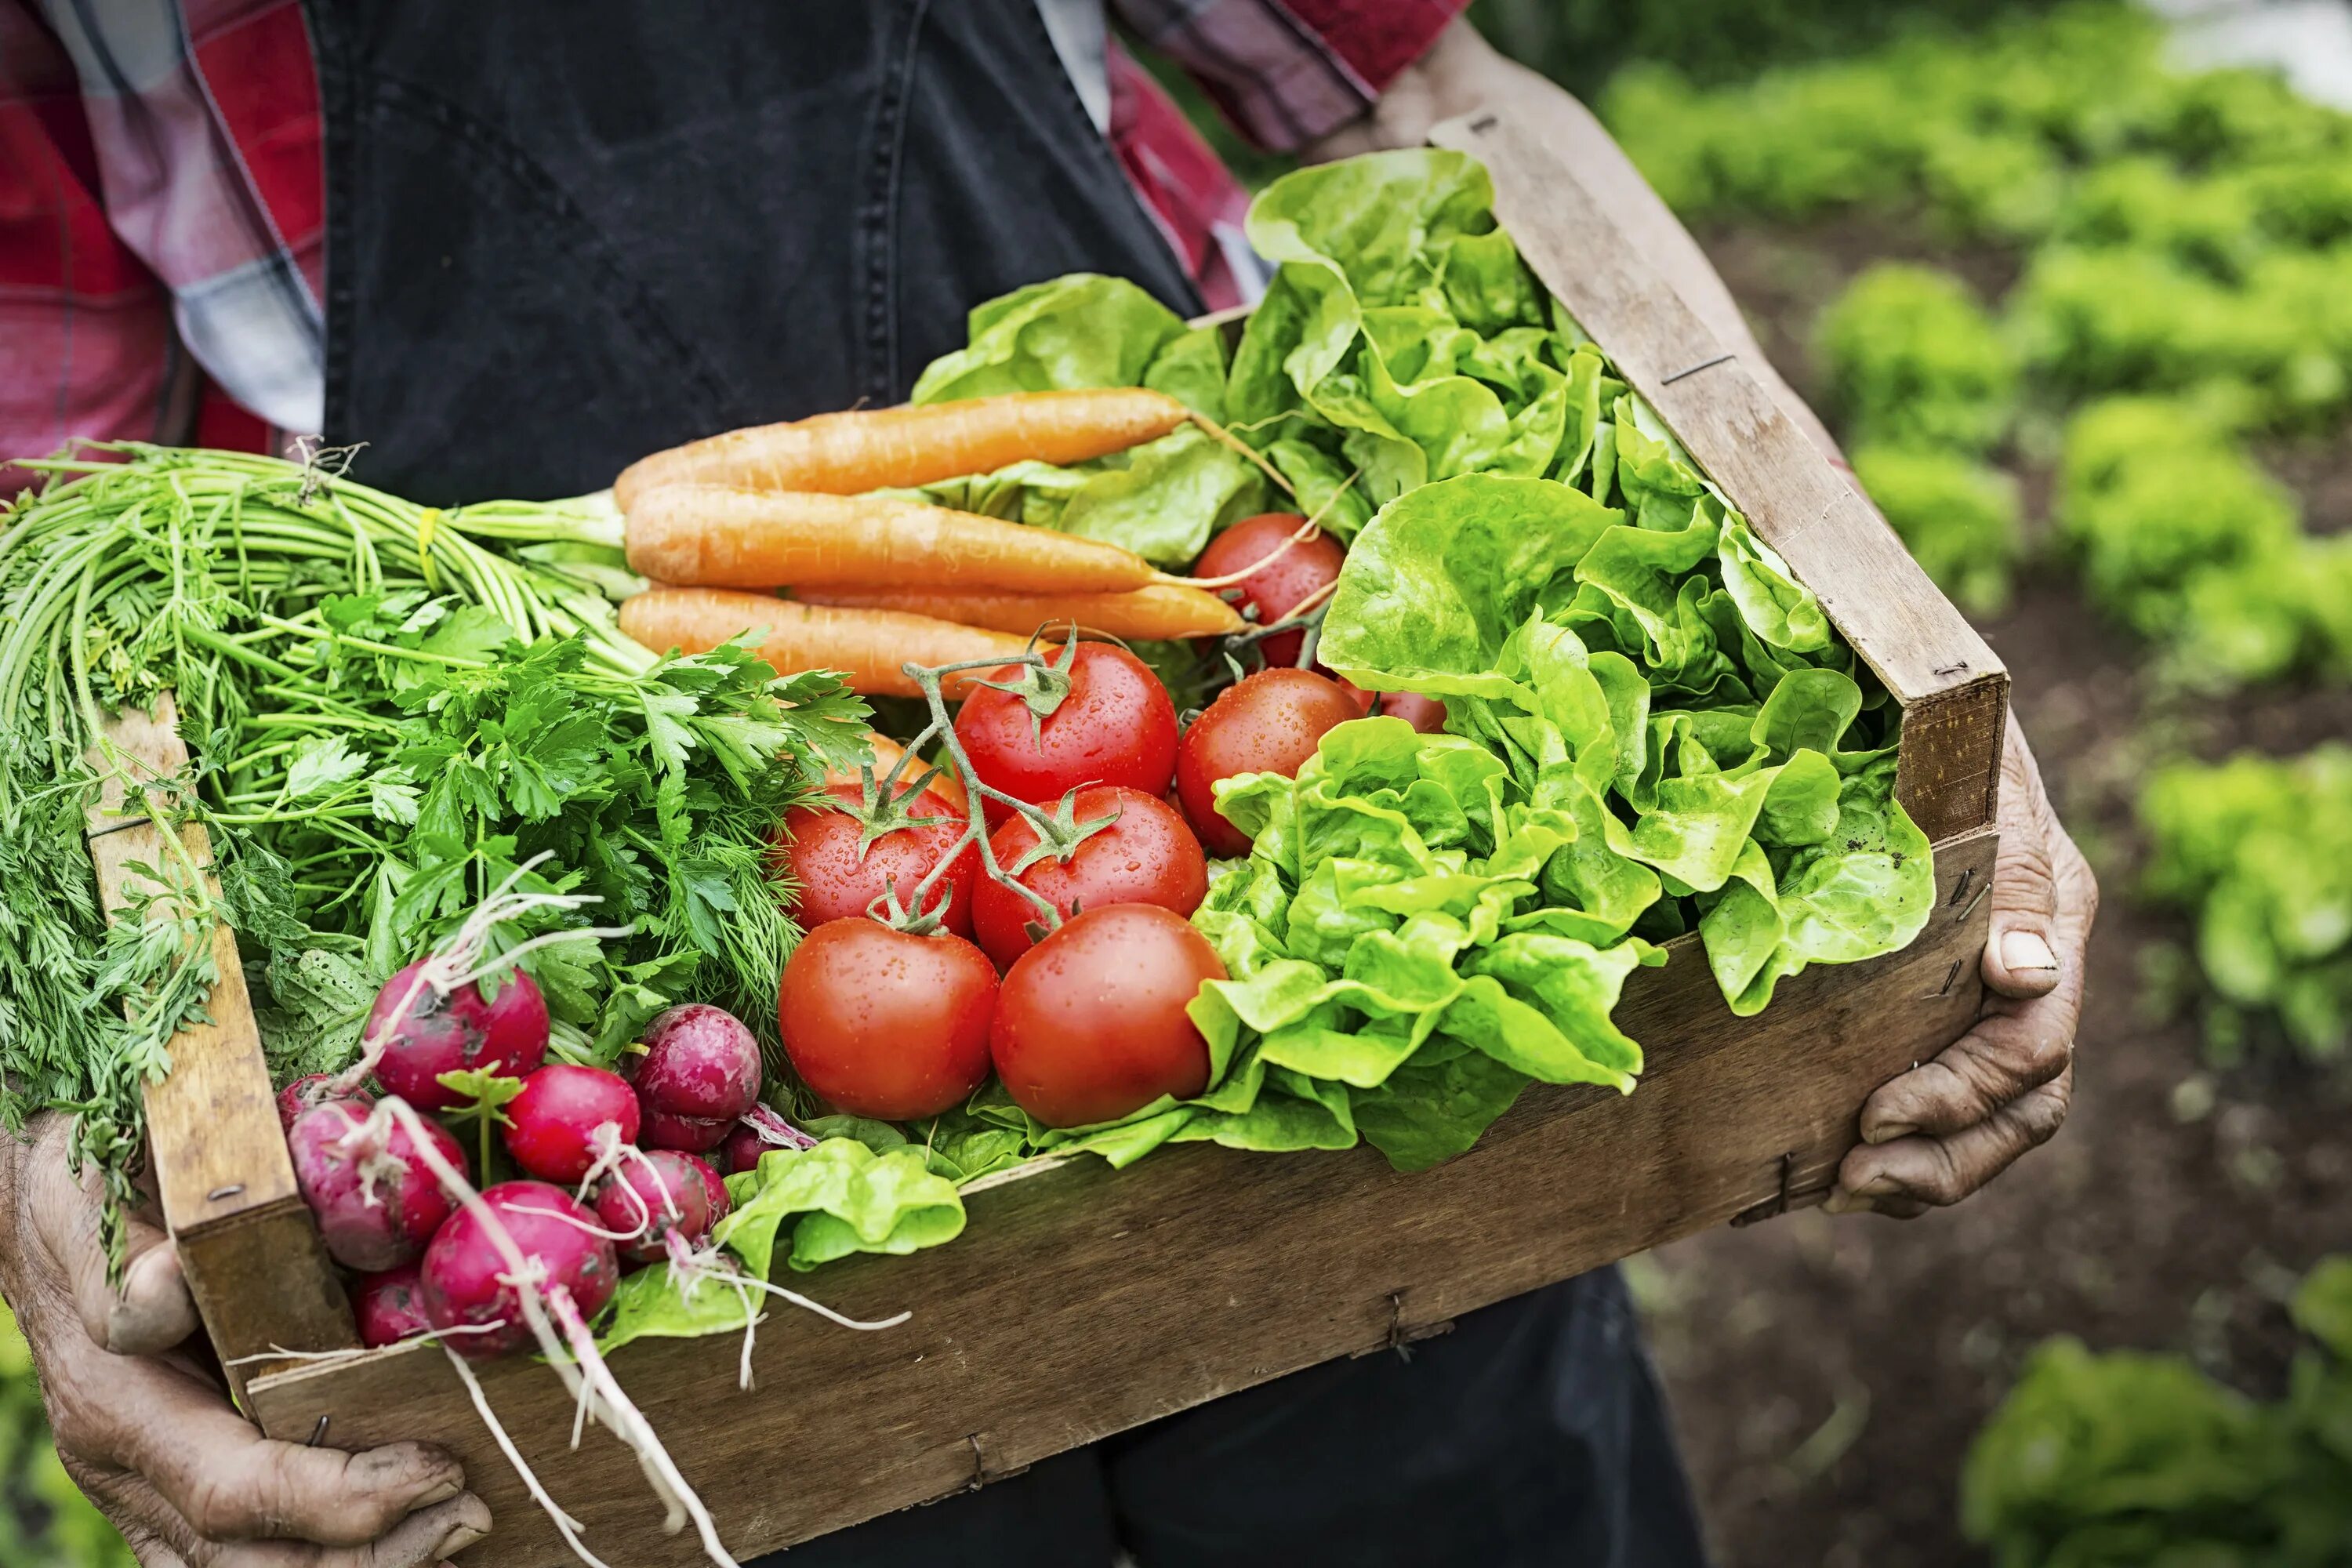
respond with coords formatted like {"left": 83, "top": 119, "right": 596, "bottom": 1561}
{"left": 0, "top": 1112, "right": 489, "bottom": 1565}
{"left": 1826, "top": 716, "right": 2096, "bottom": 1217}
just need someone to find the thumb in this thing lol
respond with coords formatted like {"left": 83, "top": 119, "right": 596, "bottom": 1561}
{"left": 1983, "top": 716, "right": 2063, "bottom": 1000}
{"left": 38, "top": 1152, "right": 199, "bottom": 1356}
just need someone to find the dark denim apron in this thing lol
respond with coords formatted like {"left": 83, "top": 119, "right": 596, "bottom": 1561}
{"left": 300, "top": 3, "right": 1711, "bottom": 1559}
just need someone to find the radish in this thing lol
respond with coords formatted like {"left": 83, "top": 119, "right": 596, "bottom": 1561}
{"left": 362, "top": 958, "right": 549, "bottom": 1112}
{"left": 593, "top": 1150, "right": 716, "bottom": 1264}
{"left": 277, "top": 1073, "right": 369, "bottom": 1132}
{"left": 719, "top": 1102, "right": 818, "bottom": 1174}
{"left": 641, "top": 1107, "right": 733, "bottom": 1154}
{"left": 351, "top": 1262, "right": 432, "bottom": 1348}
{"left": 503, "top": 1064, "right": 640, "bottom": 1184}
{"left": 420, "top": 1180, "right": 619, "bottom": 1359}
{"left": 288, "top": 1101, "right": 467, "bottom": 1272}
{"left": 628, "top": 1004, "right": 761, "bottom": 1142}
{"left": 691, "top": 1152, "right": 732, "bottom": 1225}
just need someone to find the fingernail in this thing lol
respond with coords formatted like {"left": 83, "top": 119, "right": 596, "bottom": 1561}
{"left": 416, "top": 1473, "right": 463, "bottom": 1509}
{"left": 437, "top": 1525, "right": 488, "bottom": 1557}
{"left": 2002, "top": 929, "right": 2059, "bottom": 974}
{"left": 1864, "top": 1120, "right": 1917, "bottom": 1145}
{"left": 1822, "top": 1189, "right": 1868, "bottom": 1215}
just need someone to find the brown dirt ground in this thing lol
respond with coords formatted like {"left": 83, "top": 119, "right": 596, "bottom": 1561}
{"left": 1635, "top": 223, "right": 2352, "bottom": 1568}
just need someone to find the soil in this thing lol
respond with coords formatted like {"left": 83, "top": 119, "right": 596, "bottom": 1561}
{"left": 1635, "top": 223, "right": 2352, "bottom": 1568}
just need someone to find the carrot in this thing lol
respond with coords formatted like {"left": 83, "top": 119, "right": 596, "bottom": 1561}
{"left": 797, "top": 583, "right": 1245, "bottom": 641}
{"left": 824, "top": 731, "right": 970, "bottom": 815}
{"left": 618, "top": 587, "right": 1028, "bottom": 698}
{"left": 624, "top": 484, "right": 1158, "bottom": 595}
{"left": 612, "top": 389, "right": 1192, "bottom": 511}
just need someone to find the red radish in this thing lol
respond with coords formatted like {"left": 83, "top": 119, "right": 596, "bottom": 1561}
{"left": 1379, "top": 691, "right": 1448, "bottom": 733}
{"left": 361, "top": 958, "right": 550, "bottom": 1112}
{"left": 503, "top": 1064, "right": 640, "bottom": 1184}
{"left": 1191, "top": 513, "right": 1345, "bottom": 668}
{"left": 1175, "top": 668, "right": 1365, "bottom": 857}
{"left": 288, "top": 1101, "right": 467, "bottom": 1272}
{"left": 629, "top": 1004, "right": 762, "bottom": 1129}
{"left": 351, "top": 1263, "right": 432, "bottom": 1348}
{"left": 277, "top": 1073, "right": 368, "bottom": 1132}
{"left": 594, "top": 1150, "right": 717, "bottom": 1264}
{"left": 691, "top": 1152, "right": 732, "bottom": 1224}
{"left": 420, "top": 1181, "right": 619, "bottom": 1359}
{"left": 641, "top": 1107, "right": 734, "bottom": 1153}
{"left": 719, "top": 1103, "right": 815, "bottom": 1174}
{"left": 971, "top": 785, "right": 1208, "bottom": 969}
{"left": 776, "top": 782, "right": 980, "bottom": 934}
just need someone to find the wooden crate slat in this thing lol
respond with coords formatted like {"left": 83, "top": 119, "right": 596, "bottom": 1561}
{"left": 1428, "top": 110, "right": 2009, "bottom": 843}
{"left": 248, "top": 827, "right": 1998, "bottom": 1566}
{"left": 86, "top": 702, "right": 358, "bottom": 1400}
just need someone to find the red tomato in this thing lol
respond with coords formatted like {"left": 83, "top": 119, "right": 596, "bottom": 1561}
{"left": 971, "top": 786, "right": 1208, "bottom": 969}
{"left": 954, "top": 642, "right": 1178, "bottom": 826}
{"left": 1379, "top": 691, "right": 1449, "bottom": 734}
{"left": 1192, "top": 513, "right": 1346, "bottom": 669}
{"left": 1174, "top": 668, "right": 1365, "bottom": 858}
{"left": 779, "top": 919, "right": 996, "bottom": 1121}
{"left": 775, "top": 783, "right": 978, "bottom": 934}
{"left": 989, "top": 906, "right": 1225, "bottom": 1127}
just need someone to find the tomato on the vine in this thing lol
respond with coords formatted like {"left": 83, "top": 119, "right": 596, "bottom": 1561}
{"left": 954, "top": 642, "right": 1178, "bottom": 825}
{"left": 1175, "top": 667, "right": 1365, "bottom": 858}
{"left": 775, "top": 782, "right": 978, "bottom": 934}
{"left": 989, "top": 905, "right": 1225, "bottom": 1127}
{"left": 779, "top": 918, "right": 996, "bottom": 1121}
{"left": 1192, "top": 513, "right": 1345, "bottom": 670}
{"left": 971, "top": 786, "right": 1207, "bottom": 969}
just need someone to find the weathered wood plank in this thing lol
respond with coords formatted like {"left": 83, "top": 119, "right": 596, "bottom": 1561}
{"left": 1428, "top": 108, "right": 2009, "bottom": 837}
{"left": 248, "top": 828, "right": 1998, "bottom": 1566}
{"left": 86, "top": 706, "right": 358, "bottom": 1399}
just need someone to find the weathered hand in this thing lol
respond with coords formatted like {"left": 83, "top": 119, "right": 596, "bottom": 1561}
{"left": 1827, "top": 714, "right": 2096, "bottom": 1217}
{"left": 0, "top": 1112, "right": 489, "bottom": 1565}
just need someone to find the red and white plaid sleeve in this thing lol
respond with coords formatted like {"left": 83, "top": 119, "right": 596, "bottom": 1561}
{"left": 2, "top": 0, "right": 322, "bottom": 490}
{"left": 1112, "top": 0, "right": 1470, "bottom": 153}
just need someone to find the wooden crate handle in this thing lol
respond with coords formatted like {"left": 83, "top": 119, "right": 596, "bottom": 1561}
{"left": 87, "top": 695, "right": 358, "bottom": 1402}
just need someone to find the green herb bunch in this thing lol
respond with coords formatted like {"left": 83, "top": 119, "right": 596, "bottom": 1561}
{"left": 0, "top": 445, "right": 865, "bottom": 1259}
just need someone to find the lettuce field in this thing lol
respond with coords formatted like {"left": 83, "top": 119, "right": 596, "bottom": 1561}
{"left": 1603, "top": 5, "right": 2352, "bottom": 1563}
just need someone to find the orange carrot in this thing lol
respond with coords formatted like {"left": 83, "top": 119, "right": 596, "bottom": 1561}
{"left": 823, "top": 731, "right": 970, "bottom": 815}
{"left": 612, "top": 389, "right": 1192, "bottom": 511}
{"left": 624, "top": 484, "right": 1158, "bottom": 595}
{"left": 797, "top": 583, "right": 1245, "bottom": 641}
{"left": 618, "top": 587, "right": 1027, "bottom": 698}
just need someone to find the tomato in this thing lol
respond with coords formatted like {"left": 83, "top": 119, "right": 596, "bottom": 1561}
{"left": 954, "top": 642, "right": 1178, "bottom": 826}
{"left": 1378, "top": 691, "right": 1449, "bottom": 734}
{"left": 779, "top": 919, "right": 996, "bottom": 1121}
{"left": 775, "top": 783, "right": 978, "bottom": 934}
{"left": 971, "top": 786, "right": 1208, "bottom": 969}
{"left": 1192, "top": 513, "right": 1346, "bottom": 670}
{"left": 1174, "top": 668, "right": 1364, "bottom": 858}
{"left": 989, "top": 905, "right": 1225, "bottom": 1127}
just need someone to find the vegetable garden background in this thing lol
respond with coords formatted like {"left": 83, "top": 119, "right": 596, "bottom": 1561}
{"left": 8, "top": 3, "right": 2352, "bottom": 1563}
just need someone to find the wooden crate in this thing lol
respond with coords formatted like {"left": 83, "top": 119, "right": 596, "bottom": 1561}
{"left": 100, "top": 109, "right": 2006, "bottom": 1566}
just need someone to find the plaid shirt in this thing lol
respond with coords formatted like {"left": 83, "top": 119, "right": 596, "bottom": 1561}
{"left": 1, "top": 0, "right": 1465, "bottom": 489}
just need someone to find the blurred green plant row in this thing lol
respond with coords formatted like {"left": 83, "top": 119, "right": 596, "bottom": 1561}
{"left": 1607, "top": 0, "right": 2352, "bottom": 690}
{"left": 1, "top": 1302, "right": 133, "bottom": 1566}
{"left": 1965, "top": 1255, "right": 2352, "bottom": 1566}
